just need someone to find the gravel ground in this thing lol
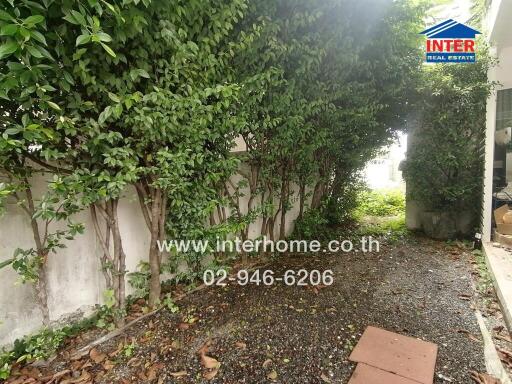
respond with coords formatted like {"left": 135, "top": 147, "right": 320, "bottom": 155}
{"left": 10, "top": 236, "right": 488, "bottom": 383}
{"left": 94, "top": 236, "right": 486, "bottom": 383}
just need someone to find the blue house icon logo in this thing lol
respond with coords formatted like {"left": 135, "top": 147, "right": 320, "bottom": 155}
{"left": 420, "top": 19, "right": 481, "bottom": 63}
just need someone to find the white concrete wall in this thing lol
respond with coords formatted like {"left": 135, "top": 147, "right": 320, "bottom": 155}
{"left": 0, "top": 166, "right": 306, "bottom": 346}
{"left": 0, "top": 175, "right": 150, "bottom": 347}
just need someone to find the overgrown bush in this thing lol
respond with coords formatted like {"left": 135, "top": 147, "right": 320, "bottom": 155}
{"left": 354, "top": 189, "right": 405, "bottom": 217}
{"left": 292, "top": 209, "right": 330, "bottom": 240}
{"left": 357, "top": 215, "right": 408, "bottom": 243}
{"left": 402, "top": 47, "right": 495, "bottom": 231}
{"left": 0, "top": 316, "right": 97, "bottom": 379}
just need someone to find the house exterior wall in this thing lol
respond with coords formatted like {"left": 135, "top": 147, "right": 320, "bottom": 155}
{"left": 482, "top": 0, "right": 512, "bottom": 241}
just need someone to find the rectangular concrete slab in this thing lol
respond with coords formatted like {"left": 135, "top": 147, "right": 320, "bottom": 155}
{"left": 349, "top": 326, "right": 438, "bottom": 384}
{"left": 348, "top": 363, "right": 421, "bottom": 384}
{"left": 483, "top": 242, "right": 512, "bottom": 331}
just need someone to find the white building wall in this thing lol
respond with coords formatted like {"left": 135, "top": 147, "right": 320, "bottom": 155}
{"left": 483, "top": 0, "right": 512, "bottom": 241}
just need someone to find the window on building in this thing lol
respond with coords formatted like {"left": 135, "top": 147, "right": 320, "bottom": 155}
{"left": 494, "top": 89, "right": 512, "bottom": 188}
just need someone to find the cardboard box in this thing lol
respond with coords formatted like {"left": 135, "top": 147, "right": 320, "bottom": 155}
{"left": 495, "top": 232, "right": 512, "bottom": 248}
{"left": 495, "top": 204, "right": 512, "bottom": 235}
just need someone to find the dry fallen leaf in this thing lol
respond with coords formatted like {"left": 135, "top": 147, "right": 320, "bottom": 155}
{"left": 470, "top": 371, "right": 501, "bottom": 384}
{"left": 262, "top": 359, "right": 272, "bottom": 368}
{"left": 267, "top": 370, "right": 278, "bottom": 380}
{"left": 89, "top": 348, "right": 107, "bottom": 364}
{"left": 198, "top": 339, "right": 212, "bottom": 355}
{"left": 456, "top": 329, "right": 482, "bottom": 343}
{"left": 320, "top": 373, "right": 332, "bottom": 383}
{"left": 60, "top": 370, "right": 91, "bottom": 384}
{"left": 48, "top": 369, "right": 71, "bottom": 383}
{"left": 201, "top": 354, "right": 221, "bottom": 369}
{"left": 146, "top": 362, "right": 164, "bottom": 380}
{"left": 203, "top": 368, "right": 219, "bottom": 380}
{"left": 170, "top": 370, "right": 187, "bottom": 377}
{"left": 235, "top": 341, "right": 247, "bottom": 350}
{"left": 103, "top": 360, "right": 115, "bottom": 371}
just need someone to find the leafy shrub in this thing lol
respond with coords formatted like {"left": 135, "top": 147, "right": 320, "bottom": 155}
{"left": 0, "top": 316, "right": 97, "bottom": 379}
{"left": 401, "top": 49, "right": 495, "bottom": 228}
{"left": 357, "top": 215, "right": 408, "bottom": 243}
{"left": 292, "top": 209, "right": 329, "bottom": 240}
{"left": 127, "top": 262, "right": 151, "bottom": 300}
{"left": 354, "top": 189, "right": 405, "bottom": 217}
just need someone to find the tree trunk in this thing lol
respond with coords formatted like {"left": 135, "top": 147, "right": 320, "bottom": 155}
{"left": 311, "top": 180, "right": 326, "bottom": 209}
{"left": 260, "top": 190, "right": 267, "bottom": 237}
{"left": 298, "top": 183, "right": 306, "bottom": 220}
{"left": 25, "top": 186, "right": 50, "bottom": 326}
{"left": 110, "top": 199, "right": 126, "bottom": 326}
{"left": 35, "top": 261, "right": 50, "bottom": 326}
{"left": 279, "top": 178, "right": 289, "bottom": 240}
{"left": 148, "top": 188, "right": 162, "bottom": 308}
{"left": 91, "top": 199, "right": 126, "bottom": 327}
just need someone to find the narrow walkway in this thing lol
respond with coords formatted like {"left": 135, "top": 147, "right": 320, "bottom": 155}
{"left": 12, "top": 237, "right": 487, "bottom": 383}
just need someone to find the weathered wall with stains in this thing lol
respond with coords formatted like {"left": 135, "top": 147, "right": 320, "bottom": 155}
{"left": 0, "top": 167, "right": 308, "bottom": 346}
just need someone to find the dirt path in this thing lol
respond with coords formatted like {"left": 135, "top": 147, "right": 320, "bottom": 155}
{"left": 17, "top": 236, "right": 487, "bottom": 383}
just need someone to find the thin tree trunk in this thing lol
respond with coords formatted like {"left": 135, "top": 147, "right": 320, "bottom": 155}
{"left": 91, "top": 199, "right": 126, "bottom": 327}
{"left": 25, "top": 186, "right": 50, "bottom": 326}
{"left": 298, "top": 183, "right": 306, "bottom": 220}
{"left": 311, "top": 180, "right": 326, "bottom": 209}
{"left": 110, "top": 199, "right": 126, "bottom": 325}
{"left": 260, "top": 189, "right": 267, "bottom": 237}
{"left": 35, "top": 261, "right": 50, "bottom": 326}
{"left": 148, "top": 188, "right": 162, "bottom": 308}
{"left": 279, "top": 177, "right": 289, "bottom": 240}
{"left": 90, "top": 204, "right": 113, "bottom": 289}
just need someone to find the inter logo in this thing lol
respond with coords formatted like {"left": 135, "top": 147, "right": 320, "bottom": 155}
{"left": 420, "top": 19, "right": 481, "bottom": 63}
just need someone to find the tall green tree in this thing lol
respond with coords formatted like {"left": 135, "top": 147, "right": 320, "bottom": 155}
{"left": 0, "top": 0, "right": 132, "bottom": 323}
{"left": 0, "top": 0, "right": 154, "bottom": 323}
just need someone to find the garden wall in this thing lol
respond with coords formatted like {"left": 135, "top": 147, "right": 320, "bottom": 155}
{"left": 0, "top": 178, "right": 149, "bottom": 347}
{"left": 0, "top": 167, "right": 305, "bottom": 347}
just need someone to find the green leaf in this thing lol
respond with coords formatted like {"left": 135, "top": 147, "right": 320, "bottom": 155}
{"left": 0, "top": 24, "right": 18, "bottom": 36}
{"left": 103, "top": 2, "right": 117, "bottom": 14}
{"left": 63, "top": 13, "right": 80, "bottom": 25}
{"left": 138, "top": 69, "right": 150, "bottom": 78}
{"left": 63, "top": 71, "right": 75, "bottom": 85}
{"left": 76, "top": 34, "right": 91, "bottom": 46}
{"left": 36, "top": 46, "right": 54, "bottom": 60}
{"left": 108, "top": 92, "right": 121, "bottom": 103}
{"left": 30, "top": 30, "right": 47, "bottom": 45}
{"left": 23, "top": 15, "right": 45, "bottom": 25}
{"left": 46, "top": 101, "right": 61, "bottom": 111}
{"left": 100, "top": 42, "right": 116, "bottom": 57}
{"left": 97, "top": 32, "right": 112, "bottom": 42}
{"left": 4, "top": 127, "right": 21, "bottom": 136}
{"left": 130, "top": 69, "right": 150, "bottom": 80}
{"left": 0, "top": 41, "right": 18, "bottom": 59}
{"left": 71, "top": 10, "right": 87, "bottom": 26}
{"left": 0, "top": 10, "right": 14, "bottom": 21}
{"left": 26, "top": 45, "right": 43, "bottom": 58}
{"left": 98, "top": 106, "right": 112, "bottom": 124}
